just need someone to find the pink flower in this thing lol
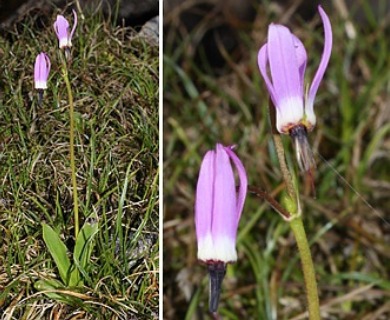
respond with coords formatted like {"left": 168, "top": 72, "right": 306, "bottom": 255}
{"left": 195, "top": 144, "right": 247, "bottom": 263}
{"left": 53, "top": 10, "right": 78, "bottom": 49}
{"left": 257, "top": 5, "right": 332, "bottom": 134}
{"left": 34, "top": 52, "right": 51, "bottom": 89}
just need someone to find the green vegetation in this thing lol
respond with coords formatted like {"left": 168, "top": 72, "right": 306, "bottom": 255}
{"left": 0, "top": 6, "right": 159, "bottom": 319}
{"left": 163, "top": 2, "right": 390, "bottom": 319}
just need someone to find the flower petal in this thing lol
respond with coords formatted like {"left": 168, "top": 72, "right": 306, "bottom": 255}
{"left": 306, "top": 5, "right": 332, "bottom": 113}
{"left": 292, "top": 35, "right": 307, "bottom": 93}
{"left": 195, "top": 150, "right": 215, "bottom": 242}
{"left": 69, "top": 9, "right": 78, "bottom": 45}
{"left": 224, "top": 146, "right": 247, "bottom": 223}
{"left": 267, "top": 24, "right": 303, "bottom": 107}
{"left": 34, "top": 53, "right": 50, "bottom": 89}
{"left": 211, "top": 144, "right": 237, "bottom": 241}
{"left": 34, "top": 54, "right": 41, "bottom": 83}
{"left": 257, "top": 43, "right": 276, "bottom": 104}
{"left": 53, "top": 15, "right": 70, "bottom": 48}
{"left": 44, "top": 53, "right": 51, "bottom": 79}
{"left": 196, "top": 144, "right": 247, "bottom": 263}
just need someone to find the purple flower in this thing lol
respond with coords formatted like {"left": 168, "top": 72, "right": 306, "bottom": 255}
{"left": 195, "top": 144, "right": 247, "bottom": 263}
{"left": 53, "top": 9, "right": 77, "bottom": 49}
{"left": 34, "top": 52, "right": 51, "bottom": 89}
{"left": 257, "top": 5, "right": 332, "bottom": 134}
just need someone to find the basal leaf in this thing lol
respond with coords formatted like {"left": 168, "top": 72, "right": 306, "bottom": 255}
{"left": 73, "top": 214, "right": 98, "bottom": 284}
{"left": 42, "top": 224, "right": 78, "bottom": 285}
{"left": 34, "top": 279, "right": 81, "bottom": 305}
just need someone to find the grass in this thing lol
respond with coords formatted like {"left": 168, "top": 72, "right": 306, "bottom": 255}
{"left": 0, "top": 4, "right": 159, "bottom": 319}
{"left": 163, "top": 1, "right": 390, "bottom": 319}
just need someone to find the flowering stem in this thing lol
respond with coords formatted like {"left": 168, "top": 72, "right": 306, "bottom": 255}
{"left": 272, "top": 133, "right": 297, "bottom": 201}
{"left": 290, "top": 217, "right": 321, "bottom": 320}
{"left": 272, "top": 133, "right": 320, "bottom": 319}
{"left": 61, "top": 53, "right": 79, "bottom": 239}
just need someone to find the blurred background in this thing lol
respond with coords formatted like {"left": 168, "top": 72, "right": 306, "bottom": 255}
{"left": 0, "top": 0, "right": 158, "bottom": 28}
{"left": 163, "top": 0, "right": 390, "bottom": 319}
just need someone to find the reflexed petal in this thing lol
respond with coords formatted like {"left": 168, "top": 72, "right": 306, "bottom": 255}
{"left": 267, "top": 24, "right": 303, "bottom": 107}
{"left": 306, "top": 5, "right": 332, "bottom": 114}
{"left": 224, "top": 146, "right": 247, "bottom": 222}
{"left": 43, "top": 53, "right": 51, "bottom": 79}
{"left": 39, "top": 56, "right": 46, "bottom": 79}
{"left": 195, "top": 144, "right": 247, "bottom": 263}
{"left": 69, "top": 9, "right": 78, "bottom": 42}
{"left": 211, "top": 144, "right": 237, "bottom": 241}
{"left": 257, "top": 43, "right": 276, "bottom": 104}
{"left": 34, "top": 54, "right": 41, "bottom": 83}
{"left": 34, "top": 53, "right": 50, "bottom": 89}
{"left": 195, "top": 150, "right": 215, "bottom": 241}
{"left": 54, "top": 15, "right": 70, "bottom": 48}
{"left": 54, "top": 16, "right": 69, "bottom": 38}
{"left": 292, "top": 35, "right": 307, "bottom": 93}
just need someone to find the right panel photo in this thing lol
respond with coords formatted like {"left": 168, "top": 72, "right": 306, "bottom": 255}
{"left": 163, "top": 0, "right": 390, "bottom": 319}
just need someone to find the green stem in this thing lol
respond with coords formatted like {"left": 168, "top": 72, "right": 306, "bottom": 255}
{"left": 290, "top": 217, "right": 321, "bottom": 320}
{"left": 61, "top": 54, "right": 79, "bottom": 239}
{"left": 271, "top": 131, "right": 320, "bottom": 319}
{"left": 272, "top": 133, "right": 297, "bottom": 201}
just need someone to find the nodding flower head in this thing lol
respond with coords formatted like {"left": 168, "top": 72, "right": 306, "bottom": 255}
{"left": 257, "top": 5, "right": 332, "bottom": 135}
{"left": 195, "top": 144, "right": 248, "bottom": 263}
{"left": 34, "top": 52, "right": 51, "bottom": 90}
{"left": 53, "top": 9, "right": 78, "bottom": 49}
{"left": 258, "top": 6, "right": 332, "bottom": 173}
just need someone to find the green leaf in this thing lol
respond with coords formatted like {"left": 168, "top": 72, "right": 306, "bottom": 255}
{"left": 73, "top": 213, "right": 99, "bottom": 285}
{"left": 42, "top": 224, "right": 76, "bottom": 285}
{"left": 34, "top": 279, "right": 81, "bottom": 305}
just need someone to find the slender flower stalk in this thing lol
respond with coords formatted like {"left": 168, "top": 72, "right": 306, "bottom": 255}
{"left": 53, "top": 9, "right": 78, "bottom": 59}
{"left": 272, "top": 133, "right": 321, "bottom": 320}
{"left": 258, "top": 5, "right": 332, "bottom": 173}
{"left": 53, "top": 9, "right": 79, "bottom": 238}
{"left": 59, "top": 50, "right": 79, "bottom": 238}
{"left": 195, "top": 144, "right": 247, "bottom": 314}
{"left": 290, "top": 217, "right": 321, "bottom": 320}
{"left": 34, "top": 52, "right": 51, "bottom": 105}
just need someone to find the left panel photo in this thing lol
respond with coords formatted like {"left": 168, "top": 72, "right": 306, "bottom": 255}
{"left": 0, "top": 0, "right": 159, "bottom": 318}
